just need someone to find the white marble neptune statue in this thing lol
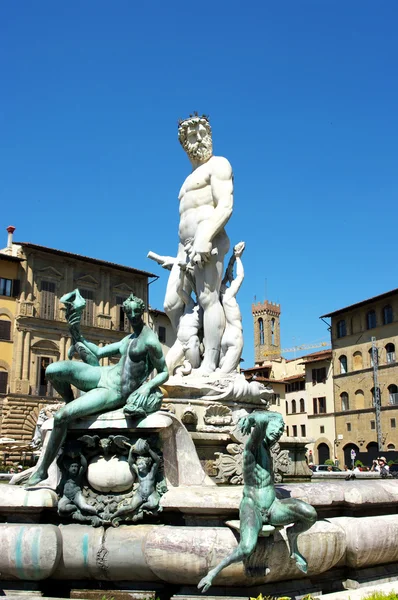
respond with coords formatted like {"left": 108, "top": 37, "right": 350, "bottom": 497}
{"left": 161, "top": 114, "right": 234, "bottom": 374}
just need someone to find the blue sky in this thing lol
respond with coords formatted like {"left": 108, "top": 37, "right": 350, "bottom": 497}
{"left": 1, "top": 1, "right": 397, "bottom": 366}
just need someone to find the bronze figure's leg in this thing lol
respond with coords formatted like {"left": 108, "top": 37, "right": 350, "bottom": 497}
{"left": 268, "top": 498, "right": 317, "bottom": 573}
{"left": 198, "top": 497, "right": 262, "bottom": 593}
{"left": 27, "top": 387, "right": 123, "bottom": 487}
{"left": 46, "top": 360, "right": 102, "bottom": 403}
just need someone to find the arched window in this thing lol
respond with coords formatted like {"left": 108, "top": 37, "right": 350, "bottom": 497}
{"left": 386, "top": 343, "right": 396, "bottom": 364}
{"left": 339, "top": 355, "right": 348, "bottom": 374}
{"left": 258, "top": 318, "right": 264, "bottom": 345}
{"left": 371, "top": 386, "right": 381, "bottom": 406}
{"left": 271, "top": 318, "right": 275, "bottom": 345}
{"left": 299, "top": 398, "right": 305, "bottom": 413}
{"left": 353, "top": 351, "right": 363, "bottom": 370}
{"left": 366, "top": 441, "right": 379, "bottom": 462}
{"left": 341, "top": 392, "right": 349, "bottom": 411}
{"left": 285, "top": 400, "right": 289, "bottom": 415}
{"left": 291, "top": 399, "right": 297, "bottom": 414}
{"left": 388, "top": 384, "right": 398, "bottom": 406}
{"left": 0, "top": 368, "right": 8, "bottom": 394}
{"left": 387, "top": 444, "right": 396, "bottom": 450}
{"left": 366, "top": 309, "right": 377, "bottom": 330}
{"left": 318, "top": 443, "right": 330, "bottom": 464}
{"left": 337, "top": 320, "right": 346, "bottom": 338}
{"left": 369, "top": 347, "right": 379, "bottom": 367}
{"left": 355, "top": 389, "right": 365, "bottom": 409}
{"left": 383, "top": 305, "right": 393, "bottom": 325}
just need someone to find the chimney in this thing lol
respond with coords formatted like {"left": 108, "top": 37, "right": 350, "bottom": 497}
{"left": 6, "top": 226, "right": 15, "bottom": 255}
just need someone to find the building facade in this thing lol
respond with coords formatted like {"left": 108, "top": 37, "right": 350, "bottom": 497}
{"left": 321, "top": 289, "right": 398, "bottom": 466}
{"left": 0, "top": 228, "right": 175, "bottom": 448}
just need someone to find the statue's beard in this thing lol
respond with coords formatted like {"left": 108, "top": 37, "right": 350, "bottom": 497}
{"left": 185, "top": 136, "right": 213, "bottom": 162}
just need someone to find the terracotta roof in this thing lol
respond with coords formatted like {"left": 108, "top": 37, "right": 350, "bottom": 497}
{"left": 286, "top": 349, "right": 331, "bottom": 363}
{"left": 15, "top": 242, "right": 157, "bottom": 278}
{"left": 320, "top": 288, "right": 398, "bottom": 318}
{"left": 283, "top": 373, "right": 305, "bottom": 381}
{"left": 242, "top": 365, "right": 271, "bottom": 373}
{"left": 149, "top": 307, "right": 167, "bottom": 316}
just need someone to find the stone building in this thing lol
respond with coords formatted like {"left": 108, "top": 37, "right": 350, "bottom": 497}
{"left": 249, "top": 299, "right": 335, "bottom": 462}
{"left": 321, "top": 288, "right": 398, "bottom": 466}
{"left": 0, "top": 227, "right": 174, "bottom": 449}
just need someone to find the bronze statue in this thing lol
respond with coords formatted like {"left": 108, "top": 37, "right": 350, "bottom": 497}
{"left": 198, "top": 411, "right": 317, "bottom": 592}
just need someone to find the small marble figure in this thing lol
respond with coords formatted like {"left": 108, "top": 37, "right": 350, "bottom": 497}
{"left": 27, "top": 293, "right": 168, "bottom": 487}
{"left": 198, "top": 411, "right": 317, "bottom": 592}
{"left": 219, "top": 241, "right": 245, "bottom": 373}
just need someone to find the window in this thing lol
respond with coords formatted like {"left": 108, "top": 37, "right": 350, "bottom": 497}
{"left": 339, "top": 355, "right": 348, "bottom": 374}
{"left": 0, "top": 320, "right": 11, "bottom": 341}
{"left": 291, "top": 399, "right": 297, "bottom": 413}
{"left": 383, "top": 305, "right": 393, "bottom": 325}
{"left": 0, "top": 370, "right": 8, "bottom": 394}
{"left": 355, "top": 389, "right": 365, "bottom": 409}
{"left": 320, "top": 426, "right": 325, "bottom": 434}
{"left": 353, "top": 351, "right": 363, "bottom": 370}
{"left": 285, "top": 401, "right": 289, "bottom": 415}
{"left": 391, "top": 419, "right": 396, "bottom": 429}
{"left": 116, "top": 296, "right": 130, "bottom": 332}
{"left": 386, "top": 343, "right": 396, "bottom": 364}
{"left": 80, "top": 289, "right": 95, "bottom": 326}
{"left": 270, "top": 393, "right": 280, "bottom": 406}
{"left": 300, "top": 424, "right": 306, "bottom": 437}
{"left": 347, "top": 423, "right": 351, "bottom": 432}
{"left": 36, "top": 357, "right": 53, "bottom": 396}
{"left": 371, "top": 386, "right": 381, "bottom": 406}
{"left": 271, "top": 318, "right": 275, "bottom": 345}
{"left": 40, "top": 281, "right": 56, "bottom": 320}
{"left": 292, "top": 425, "right": 298, "bottom": 437}
{"left": 366, "top": 310, "right": 376, "bottom": 330}
{"left": 369, "top": 347, "right": 379, "bottom": 367}
{"left": 299, "top": 398, "right": 305, "bottom": 413}
{"left": 312, "top": 367, "right": 326, "bottom": 384}
{"left": 388, "top": 384, "right": 398, "bottom": 406}
{"left": 370, "top": 420, "right": 375, "bottom": 430}
{"left": 158, "top": 326, "right": 166, "bottom": 343}
{"left": 341, "top": 392, "right": 349, "bottom": 411}
{"left": 0, "top": 278, "right": 12, "bottom": 296}
{"left": 313, "top": 397, "right": 326, "bottom": 414}
{"left": 286, "top": 425, "right": 290, "bottom": 436}
{"left": 259, "top": 318, "right": 264, "bottom": 345}
{"left": 388, "top": 444, "right": 396, "bottom": 450}
{"left": 337, "top": 320, "right": 346, "bottom": 338}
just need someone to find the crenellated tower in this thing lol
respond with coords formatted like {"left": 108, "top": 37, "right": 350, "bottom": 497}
{"left": 252, "top": 300, "right": 281, "bottom": 364}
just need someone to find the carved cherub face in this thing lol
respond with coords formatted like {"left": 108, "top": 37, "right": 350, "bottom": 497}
{"left": 136, "top": 456, "right": 151, "bottom": 475}
{"left": 68, "top": 461, "right": 80, "bottom": 477}
{"left": 265, "top": 417, "right": 285, "bottom": 446}
{"left": 178, "top": 117, "right": 213, "bottom": 163}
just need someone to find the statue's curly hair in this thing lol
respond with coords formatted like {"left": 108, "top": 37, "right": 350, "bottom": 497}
{"left": 123, "top": 294, "right": 145, "bottom": 314}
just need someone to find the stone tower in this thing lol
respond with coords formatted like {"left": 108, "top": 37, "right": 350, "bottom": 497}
{"left": 252, "top": 300, "right": 281, "bottom": 364}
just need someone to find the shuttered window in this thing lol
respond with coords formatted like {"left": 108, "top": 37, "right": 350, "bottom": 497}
{"left": 40, "top": 281, "right": 56, "bottom": 319}
{"left": 116, "top": 296, "right": 130, "bottom": 332}
{"left": 81, "top": 289, "right": 95, "bottom": 326}
{"left": 0, "top": 371, "right": 8, "bottom": 394}
{"left": 0, "top": 320, "right": 11, "bottom": 340}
